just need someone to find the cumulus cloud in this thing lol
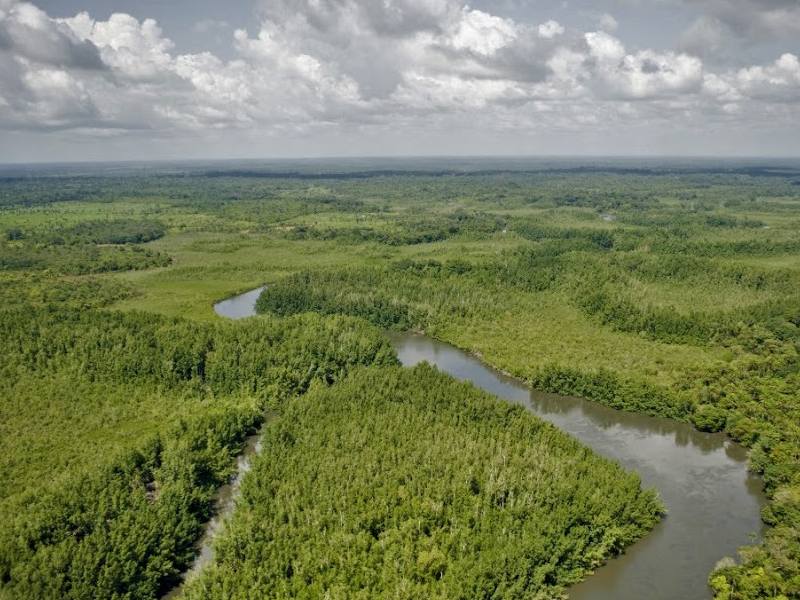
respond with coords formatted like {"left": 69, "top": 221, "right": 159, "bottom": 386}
{"left": 537, "top": 20, "right": 564, "bottom": 39}
{"left": 448, "top": 9, "right": 518, "bottom": 56}
{"left": 61, "top": 13, "right": 177, "bottom": 81}
{"left": 0, "top": 0, "right": 797, "bottom": 150}
{"left": 735, "top": 53, "right": 800, "bottom": 101}
{"left": 598, "top": 13, "right": 619, "bottom": 32}
{"left": 0, "top": 2, "right": 104, "bottom": 70}
{"left": 674, "top": 0, "right": 800, "bottom": 59}
{"left": 584, "top": 31, "right": 704, "bottom": 99}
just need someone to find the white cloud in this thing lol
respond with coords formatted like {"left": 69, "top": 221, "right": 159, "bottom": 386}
{"left": 585, "top": 32, "right": 704, "bottom": 99}
{"left": 598, "top": 13, "right": 618, "bottom": 33}
{"left": 537, "top": 19, "right": 564, "bottom": 39}
{"left": 448, "top": 9, "right": 517, "bottom": 56}
{"left": 585, "top": 31, "right": 625, "bottom": 61}
{"left": 392, "top": 72, "right": 523, "bottom": 110}
{"left": 21, "top": 66, "right": 97, "bottom": 124}
{"left": 0, "top": 2, "right": 104, "bottom": 69}
{"left": 61, "top": 12, "right": 174, "bottom": 80}
{"left": 735, "top": 53, "right": 800, "bottom": 101}
{"left": 0, "top": 0, "right": 797, "bottom": 154}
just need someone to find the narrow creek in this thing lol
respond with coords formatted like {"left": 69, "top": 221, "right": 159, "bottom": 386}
{"left": 196, "top": 286, "right": 767, "bottom": 600}
{"left": 162, "top": 433, "right": 264, "bottom": 599}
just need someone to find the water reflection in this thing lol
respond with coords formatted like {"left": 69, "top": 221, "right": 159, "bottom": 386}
{"left": 213, "top": 286, "right": 265, "bottom": 320}
{"left": 162, "top": 433, "right": 263, "bottom": 599}
{"left": 386, "top": 330, "right": 766, "bottom": 600}
{"left": 214, "top": 290, "right": 766, "bottom": 600}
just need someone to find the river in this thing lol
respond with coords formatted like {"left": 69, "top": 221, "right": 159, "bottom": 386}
{"left": 210, "top": 286, "right": 766, "bottom": 600}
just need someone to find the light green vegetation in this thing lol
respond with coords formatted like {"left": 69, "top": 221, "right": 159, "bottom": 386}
{"left": 0, "top": 306, "right": 396, "bottom": 600}
{"left": 2, "top": 161, "right": 800, "bottom": 598}
{"left": 436, "top": 290, "right": 721, "bottom": 388}
{"left": 185, "top": 364, "right": 662, "bottom": 600}
{"left": 113, "top": 231, "right": 524, "bottom": 320}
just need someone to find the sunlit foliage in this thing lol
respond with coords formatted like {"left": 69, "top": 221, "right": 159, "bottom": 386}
{"left": 185, "top": 365, "right": 662, "bottom": 600}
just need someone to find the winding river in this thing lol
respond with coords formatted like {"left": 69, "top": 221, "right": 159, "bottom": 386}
{"left": 208, "top": 287, "right": 767, "bottom": 600}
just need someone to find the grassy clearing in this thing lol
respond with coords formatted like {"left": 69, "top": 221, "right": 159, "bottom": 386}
{"left": 436, "top": 290, "right": 726, "bottom": 387}
{"left": 112, "top": 231, "right": 525, "bottom": 319}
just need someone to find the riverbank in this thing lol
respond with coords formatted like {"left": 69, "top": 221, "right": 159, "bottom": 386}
{"left": 210, "top": 287, "right": 766, "bottom": 600}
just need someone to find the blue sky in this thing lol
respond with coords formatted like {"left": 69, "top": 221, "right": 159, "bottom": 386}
{"left": 1, "top": 0, "right": 799, "bottom": 161}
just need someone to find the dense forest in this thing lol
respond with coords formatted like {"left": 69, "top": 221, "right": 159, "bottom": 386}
{"left": 0, "top": 306, "right": 396, "bottom": 599}
{"left": 2, "top": 159, "right": 800, "bottom": 599}
{"left": 184, "top": 365, "right": 662, "bottom": 600}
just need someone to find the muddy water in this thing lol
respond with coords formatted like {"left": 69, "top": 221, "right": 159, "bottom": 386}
{"left": 162, "top": 431, "right": 265, "bottom": 599}
{"left": 387, "top": 331, "right": 766, "bottom": 600}
{"left": 213, "top": 288, "right": 767, "bottom": 600}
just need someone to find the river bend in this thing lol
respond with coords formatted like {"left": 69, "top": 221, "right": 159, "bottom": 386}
{"left": 212, "top": 287, "right": 766, "bottom": 600}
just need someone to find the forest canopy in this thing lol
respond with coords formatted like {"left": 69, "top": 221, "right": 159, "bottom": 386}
{"left": 0, "top": 306, "right": 396, "bottom": 600}
{"left": 184, "top": 365, "right": 662, "bottom": 600}
{"left": 1, "top": 160, "right": 800, "bottom": 599}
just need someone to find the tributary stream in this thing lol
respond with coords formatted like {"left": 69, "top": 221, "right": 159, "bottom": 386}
{"left": 200, "top": 286, "right": 767, "bottom": 600}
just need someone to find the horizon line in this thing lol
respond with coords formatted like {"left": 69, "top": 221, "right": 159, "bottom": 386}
{"left": 3, "top": 153, "right": 800, "bottom": 168}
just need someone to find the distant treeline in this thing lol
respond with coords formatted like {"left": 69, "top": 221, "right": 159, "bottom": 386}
{"left": 3, "top": 163, "right": 799, "bottom": 187}
{"left": 195, "top": 165, "right": 800, "bottom": 181}
{"left": 2, "top": 219, "right": 170, "bottom": 275}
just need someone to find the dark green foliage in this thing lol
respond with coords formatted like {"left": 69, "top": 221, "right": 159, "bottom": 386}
{"left": 0, "top": 306, "right": 397, "bottom": 600}
{"left": 513, "top": 220, "right": 616, "bottom": 250}
{"left": 561, "top": 254, "right": 800, "bottom": 346}
{"left": 0, "top": 274, "right": 136, "bottom": 308}
{"left": 529, "top": 364, "right": 693, "bottom": 421}
{"left": 185, "top": 365, "right": 663, "bottom": 600}
{"left": 0, "top": 243, "right": 170, "bottom": 274}
{"left": 256, "top": 271, "right": 417, "bottom": 329}
{"left": 692, "top": 405, "right": 728, "bottom": 432}
{"left": 709, "top": 528, "right": 800, "bottom": 600}
{"left": 284, "top": 212, "right": 505, "bottom": 246}
{"left": 48, "top": 219, "right": 167, "bottom": 245}
{"left": 575, "top": 285, "right": 719, "bottom": 345}
{"left": 0, "top": 404, "right": 260, "bottom": 600}
{"left": 0, "top": 307, "right": 398, "bottom": 404}
{"left": 1, "top": 218, "right": 168, "bottom": 278}
{"left": 4, "top": 227, "right": 24, "bottom": 241}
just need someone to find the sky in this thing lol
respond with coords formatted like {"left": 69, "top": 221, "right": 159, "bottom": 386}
{"left": 0, "top": 0, "right": 799, "bottom": 162}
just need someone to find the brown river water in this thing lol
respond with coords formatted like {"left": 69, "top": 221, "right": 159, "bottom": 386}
{"left": 189, "top": 287, "right": 767, "bottom": 600}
